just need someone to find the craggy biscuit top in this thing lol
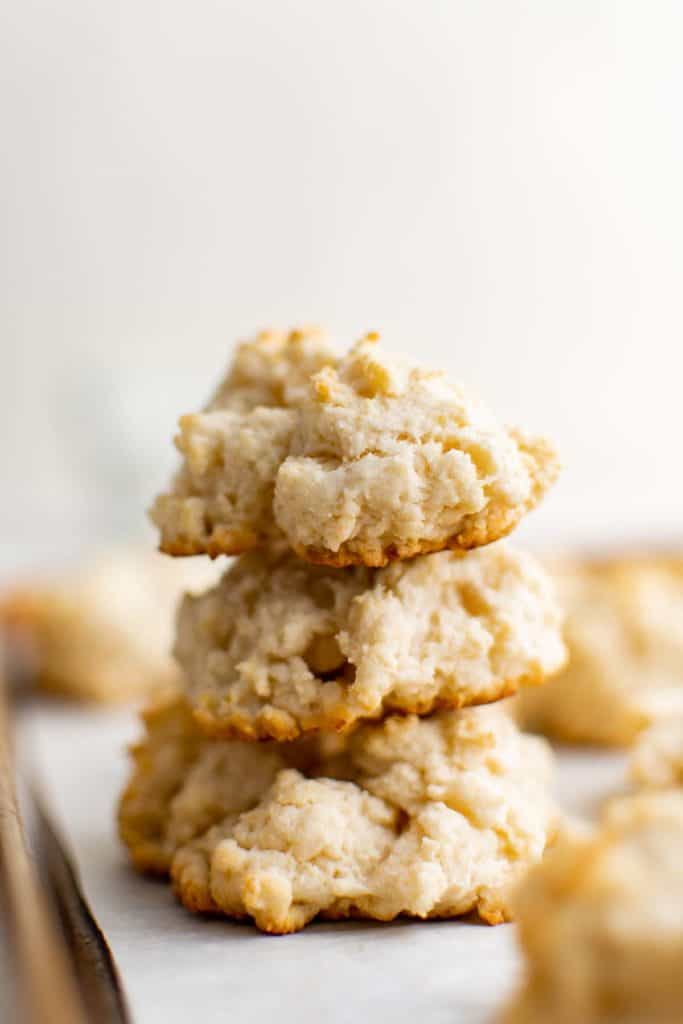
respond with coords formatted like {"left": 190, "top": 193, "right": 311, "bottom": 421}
{"left": 150, "top": 327, "right": 335, "bottom": 557}
{"left": 206, "top": 326, "right": 336, "bottom": 413}
{"left": 174, "top": 542, "right": 566, "bottom": 741}
{"left": 275, "top": 336, "right": 558, "bottom": 565}
{"left": 152, "top": 330, "right": 558, "bottom": 565}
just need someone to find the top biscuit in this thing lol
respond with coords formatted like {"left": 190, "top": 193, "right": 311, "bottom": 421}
{"left": 151, "top": 329, "right": 558, "bottom": 567}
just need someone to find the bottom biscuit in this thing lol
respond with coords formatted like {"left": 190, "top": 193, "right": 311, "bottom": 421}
{"left": 119, "top": 696, "right": 555, "bottom": 933}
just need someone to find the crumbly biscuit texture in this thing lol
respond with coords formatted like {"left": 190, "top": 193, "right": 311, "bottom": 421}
{"left": 150, "top": 328, "right": 336, "bottom": 556}
{"left": 631, "top": 716, "right": 683, "bottom": 789}
{"left": 152, "top": 332, "right": 559, "bottom": 564}
{"left": 168, "top": 704, "right": 555, "bottom": 933}
{"left": 206, "top": 326, "right": 336, "bottom": 413}
{"left": 197, "top": 771, "right": 399, "bottom": 931}
{"left": 117, "top": 695, "right": 318, "bottom": 873}
{"left": 503, "top": 790, "right": 683, "bottom": 1024}
{"left": 175, "top": 542, "right": 565, "bottom": 740}
{"left": 516, "top": 555, "right": 683, "bottom": 746}
{"left": 1, "top": 549, "right": 219, "bottom": 703}
{"left": 274, "top": 335, "right": 559, "bottom": 566}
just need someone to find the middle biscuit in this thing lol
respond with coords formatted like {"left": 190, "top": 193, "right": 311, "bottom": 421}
{"left": 175, "top": 542, "right": 566, "bottom": 741}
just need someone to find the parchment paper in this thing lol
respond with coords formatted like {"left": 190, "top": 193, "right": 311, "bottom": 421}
{"left": 21, "top": 705, "right": 629, "bottom": 1024}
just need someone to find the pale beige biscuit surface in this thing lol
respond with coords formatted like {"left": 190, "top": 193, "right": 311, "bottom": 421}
{"left": 175, "top": 542, "right": 566, "bottom": 741}
{"left": 631, "top": 716, "right": 683, "bottom": 789}
{"left": 503, "top": 790, "right": 683, "bottom": 1024}
{"left": 162, "top": 702, "right": 555, "bottom": 933}
{"left": 152, "top": 331, "right": 558, "bottom": 565}
{"left": 1, "top": 548, "right": 219, "bottom": 703}
{"left": 150, "top": 327, "right": 336, "bottom": 556}
{"left": 274, "top": 335, "right": 558, "bottom": 566}
{"left": 117, "top": 696, "right": 316, "bottom": 873}
{"left": 516, "top": 555, "right": 683, "bottom": 746}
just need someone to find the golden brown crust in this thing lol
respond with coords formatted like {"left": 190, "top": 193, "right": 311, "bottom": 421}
{"left": 171, "top": 898, "right": 510, "bottom": 934}
{"left": 169, "top": 833, "right": 220, "bottom": 913}
{"left": 190, "top": 675, "right": 531, "bottom": 743}
{"left": 159, "top": 513, "right": 533, "bottom": 567}
{"left": 477, "top": 905, "right": 509, "bottom": 926}
{"left": 158, "top": 535, "right": 255, "bottom": 559}
{"left": 156, "top": 512, "right": 536, "bottom": 566}
{"left": 293, "top": 510, "right": 538, "bottom": 569}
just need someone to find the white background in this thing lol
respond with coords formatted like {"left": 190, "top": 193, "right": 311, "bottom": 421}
{"left": 2, "top": 1, "right": 681, "bottom": 576}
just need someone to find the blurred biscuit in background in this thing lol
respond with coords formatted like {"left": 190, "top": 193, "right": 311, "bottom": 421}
{"left": 503, "top": 790, "right": 683, "bottom": 1024}
{"left": 516, "top": 553, "right": 683, "bottom": 746}
{"left": 1, "top": 548, "right": 221, "bottom": 703}
{"left": 630, "top": 716, "right": 683, "bottom": 789}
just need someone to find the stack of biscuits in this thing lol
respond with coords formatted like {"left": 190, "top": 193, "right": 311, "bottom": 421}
{"left": 118, "top": 328, "right": 567, "bottom": 934}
